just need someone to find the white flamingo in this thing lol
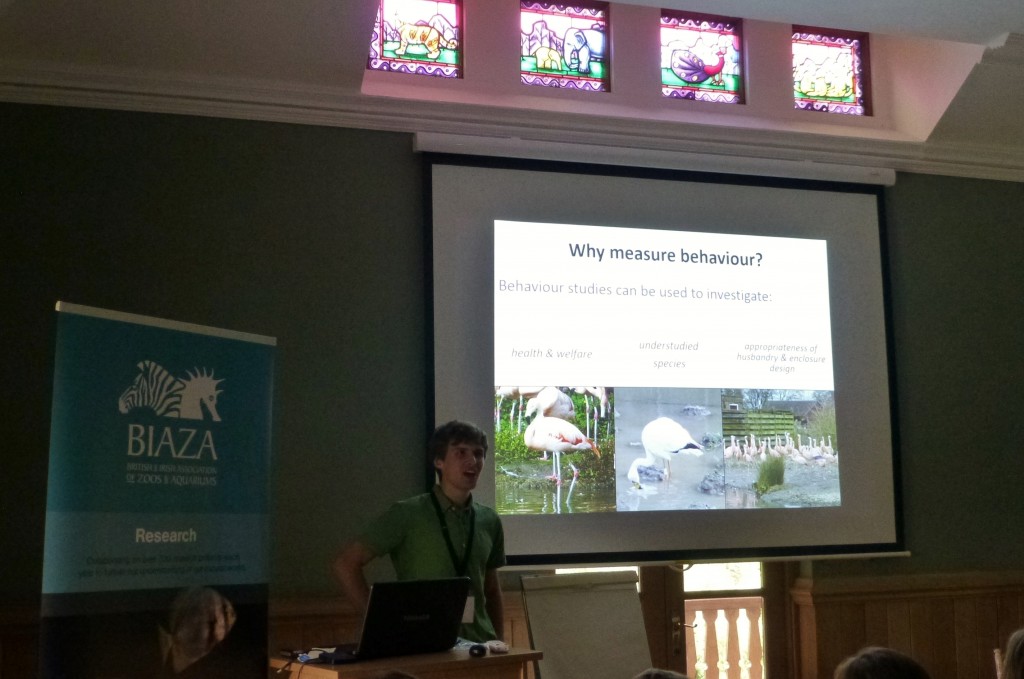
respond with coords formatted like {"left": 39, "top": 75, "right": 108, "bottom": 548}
{"left": 516, "top": 386, "right": 544, "bottom": 430}
{"left": 639, "top": 417, "right": 704, "bottom": 479}
{"left": 523, "top": 386, "right": 576, "bottom": 459}
{"left": 495, "top": 386, "right": 519, "bottom": 432}
{"left": 741, "top": 435, "right": 754, "bottom": 463}
{"left": 804, "top": 437, "right": 822, "bottom": 461}
{"left": 523, "top": 415, "right": 600, "bottom": 485}
{"left": 494, "top": 386, "right": 544, "bottom": 432}
{"left": 525, "top": 386, "right": 575, "bottom": 421}
{"left": 627, "top": 455, "right": 662, "bottom": 487}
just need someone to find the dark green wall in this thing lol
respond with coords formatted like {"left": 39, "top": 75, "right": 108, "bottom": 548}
{"left": 2, "top": 103, "right": 1023, "bottom": 604}
{"left": 0, "top": 103, "right": 429, "bottom": 601}
{"left": 816, "top": 172, "right": 1024, "bottom": 578}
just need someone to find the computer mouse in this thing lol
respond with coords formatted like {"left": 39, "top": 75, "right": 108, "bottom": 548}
{"left": 485, "top": 639, "right": 509, "bottom": 654}
{"left": 469, "top": 643, "right": 487, "bottom": 657}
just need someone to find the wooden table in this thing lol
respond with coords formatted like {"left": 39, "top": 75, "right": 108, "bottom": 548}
{"left": 269, "top": 646, "right": 541, "bottom": 679}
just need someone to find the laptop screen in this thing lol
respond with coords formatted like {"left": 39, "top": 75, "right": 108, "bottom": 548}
{"left": 354, "top": 576, "right": 471, "bottom": 660}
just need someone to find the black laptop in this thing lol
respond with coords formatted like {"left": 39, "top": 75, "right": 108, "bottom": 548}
{"left": 317, "top": 576, "right": 471, "bottom": 664}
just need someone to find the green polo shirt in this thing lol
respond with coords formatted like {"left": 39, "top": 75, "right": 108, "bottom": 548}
{"left": 360, "top": 486, "right": 506, "bottom": 642}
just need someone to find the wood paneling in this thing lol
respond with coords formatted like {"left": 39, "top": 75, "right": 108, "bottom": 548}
{"left": 792, "top": 571, "right": 1024, "bottom": 679}
{"left": 6, "top": 571, "right": 1024, "bottom": 679}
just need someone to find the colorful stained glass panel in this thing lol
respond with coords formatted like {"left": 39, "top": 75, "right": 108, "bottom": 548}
{"left": 521, "top": 2, "right": 609, "bottom": 92}
{"left": 661, "top": 11, "right": 743, "bottom": 104}
{"left": 368, "top": 0, "right": 461, "bottom": 78}
{"left": 792, "top": 28, "right": 869, "bottom": 115}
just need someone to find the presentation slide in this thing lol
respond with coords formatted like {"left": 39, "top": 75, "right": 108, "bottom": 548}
{"left": 431, "top": 159, "right": 899, "bottom": 563}
{"left": 493, "top": 220, "right": 840, "bottom": 516}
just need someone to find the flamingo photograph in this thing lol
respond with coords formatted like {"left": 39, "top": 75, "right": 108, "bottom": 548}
{"left": 614, "top": 387, "right": 843, "bottom": 511}
{"left": 629, "top": 416, "right": 705, "bottom": 484}
{"left": 614, "top": 387, "right": 723, "bottom": 511}
{"left": 716, "top": 388, "right": 842, "bottom": 509}
{"left": 494, "top": 384, "right": 843, "bottom": 514}
{"left": 523, "top": 415, "right": 600, "bottom": 485}
{"left": 493, "top": 385, "right": 616, "bottom": 514}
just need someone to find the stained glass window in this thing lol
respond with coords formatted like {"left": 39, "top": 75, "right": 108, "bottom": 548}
{"left": 661, "top": 11, "right": 743, "bottom": 104}
{"left": 792, "top": 27, "right": 870, "bottom": 115}
{"left": 521, "top": 2, "right": 609, "bottom": 92}
{"left": 368, "top": 0, "right": 461, "bottom": 78}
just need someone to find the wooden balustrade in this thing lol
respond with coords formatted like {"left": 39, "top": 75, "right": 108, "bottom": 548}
{"left": 685, "top": 596, "right": 766, "bottom": 679}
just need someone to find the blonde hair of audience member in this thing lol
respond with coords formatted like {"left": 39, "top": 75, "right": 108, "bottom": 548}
{"left": 834, "top": 646, "right": 931, "bottom": 679}
{"left": 1003, "top": 628, "right": 1024, "bottom": 679}
{"left": 632, "top": 668, "right": 690, "bottom": 679}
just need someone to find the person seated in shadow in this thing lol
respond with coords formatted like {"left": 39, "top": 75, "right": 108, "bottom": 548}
{"left": 1001, "top": 627, "right": 1024, "bottom": 679}
{"left": 834, "top": 646, "right": 931, "bottom": 679}
{"left": 632, "top": 669, "right": 690, "bottom": 679}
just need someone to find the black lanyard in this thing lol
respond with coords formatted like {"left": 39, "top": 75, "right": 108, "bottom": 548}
{"left": 430, "top": 491, "right": 475, "bottom": 577}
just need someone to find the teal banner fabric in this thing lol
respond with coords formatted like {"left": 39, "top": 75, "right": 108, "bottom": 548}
{"left": 41, "top": 303, "right": 275, "bottom": 678}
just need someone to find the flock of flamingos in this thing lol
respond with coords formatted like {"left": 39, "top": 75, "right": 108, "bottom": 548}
{"left": 723, "top": 432, "right": 838, "bottom": 467}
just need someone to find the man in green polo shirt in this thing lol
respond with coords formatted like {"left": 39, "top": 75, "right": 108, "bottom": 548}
{"left": 333, "top": 421, "right": 506, "bottom": 643}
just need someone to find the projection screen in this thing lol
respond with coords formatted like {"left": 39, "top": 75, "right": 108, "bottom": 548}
{"left": 429, "top": 157, "right": 901, "bottom": 565}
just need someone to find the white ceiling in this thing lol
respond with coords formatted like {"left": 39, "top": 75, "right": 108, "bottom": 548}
{"left": 629, "top": 0, "right": 1024, "bottom": 45}
{"left": 1, "top": 0, "right": 1022, "bottom": 181}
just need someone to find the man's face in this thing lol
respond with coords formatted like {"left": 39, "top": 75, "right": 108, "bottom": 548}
{"left": 435, "top": 440, "right": 486, "bottom": 494}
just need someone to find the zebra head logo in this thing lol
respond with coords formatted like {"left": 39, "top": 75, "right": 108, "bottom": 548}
{"left": 118, "top": 360, "right": 225, "bottom": 421}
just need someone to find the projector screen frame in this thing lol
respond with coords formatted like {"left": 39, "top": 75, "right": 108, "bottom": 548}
{"left": 426, "top": 153, "right": 904, "bottom": 567}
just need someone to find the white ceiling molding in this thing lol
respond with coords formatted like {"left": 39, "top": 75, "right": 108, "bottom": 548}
{"left": 414, "top": 132, "right": 897, "bottom": 185}
{"left": 1, "top": 58, "right": 1022, "bottom": 183}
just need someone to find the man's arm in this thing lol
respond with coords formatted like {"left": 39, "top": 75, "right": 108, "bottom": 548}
{"left": 483, "top": 568, "right": 504, "bottom": 641}
{"left": 332, "top": 540, "right": 377, "bottom": 617}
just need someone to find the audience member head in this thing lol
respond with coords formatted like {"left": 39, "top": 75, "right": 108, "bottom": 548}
{"left": 1003, "top": 627, "right": 1024, "bottom": 679}
{"left": 375, "top": 671, "right": 420, "bottom": 679}
{"left": 632, "top": 669, "right": 690, "bottom": 679}
{"left": 834, "top": 646, "right": 931, "bottom": 679}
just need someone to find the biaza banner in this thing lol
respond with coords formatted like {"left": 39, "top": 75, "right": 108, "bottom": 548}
{"left": 41, "top": 302, "right": 275, "bottom": 678}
